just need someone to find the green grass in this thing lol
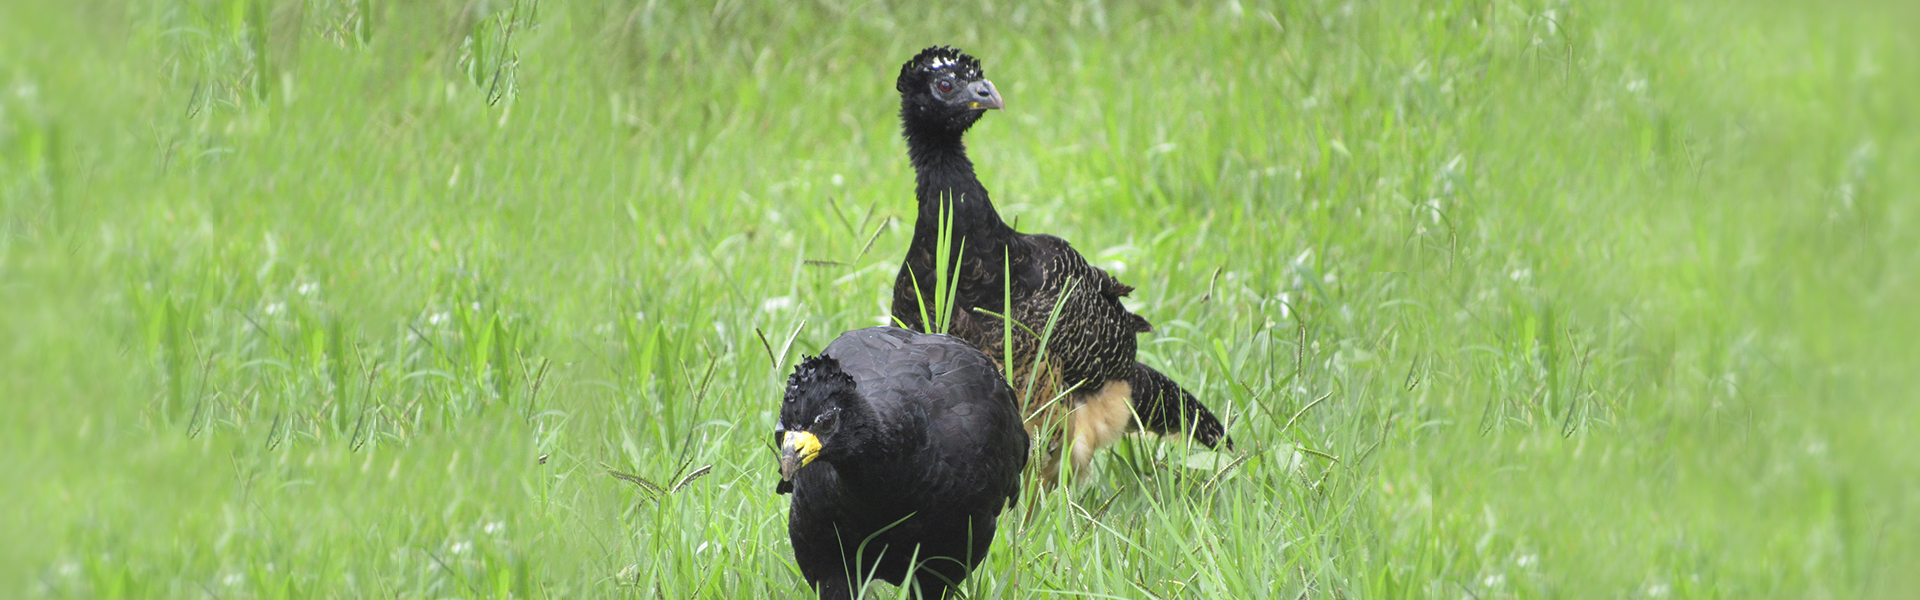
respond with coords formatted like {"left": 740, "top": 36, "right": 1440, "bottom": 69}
{"left": 3, "top": 0, "right": 1916, "bottom": 597}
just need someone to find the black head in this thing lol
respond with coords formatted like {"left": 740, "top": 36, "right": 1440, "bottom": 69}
{"left": 774, "top": 354, "right": 869, "bottom": 492}
{"left": 897, "top": 46, "right": 1004, "bottom": 138}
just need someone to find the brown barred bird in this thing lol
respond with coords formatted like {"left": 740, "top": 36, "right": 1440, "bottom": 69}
{"left": 888, "top": 46, "right": 1231, "bottom": 484}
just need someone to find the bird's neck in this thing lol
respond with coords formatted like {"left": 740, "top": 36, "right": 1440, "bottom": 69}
{"left": 906, "top": 130, "right": 1012, "bottom": 242}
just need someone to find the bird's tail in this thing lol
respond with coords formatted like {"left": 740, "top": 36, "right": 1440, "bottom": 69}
{"left": 1128, "top": 363, "right": 1232, "bottom": 450}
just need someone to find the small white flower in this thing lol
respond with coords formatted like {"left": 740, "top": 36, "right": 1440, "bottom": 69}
{"left": 55, "top": 561, "right": 79, "bottom": 578}
{"left": 264, "top": 302, "right": 287, "bottom": 315}
{"left": 1516, "top": 554, "right": 1538, "bottom": 568}
{"left": 1648, "top": 582, "right": 1670, "bottom": 597}
{"left": 1483, "top": 573, "right": 1505, "bottom": 588}
{"left": 483, "top": 521, "right": 505, "bottom": 536}
{"left": 831, "top": 174, "right": 845, "bottom": 187}
{"left": 222, "top": 572, "right": 244, "bottom": 587}
{"left": 450, "top": 541, "right": 472, "bottom": 555}
{"left": 297, "top": 282, "right": 319, "bottom": 296}
{"left": 429, "top": 312, "right": 449, "bottom": 325}
{"left": 1510, "top": 267, "right": 1532, "bottom": 283}
{"left": 760, "top": 296, "right": 796, "bottom": 312}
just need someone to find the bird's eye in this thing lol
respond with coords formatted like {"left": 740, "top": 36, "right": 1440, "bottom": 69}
{"left": 814, "top": 412, "right": 834, "bottom": 426}
{"left": 937, "top": 80, "right": 954, "bottom": 93}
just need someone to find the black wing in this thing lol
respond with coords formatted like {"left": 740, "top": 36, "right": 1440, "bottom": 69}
{"left": 824, "top": 328, "right": 1028, "bottom": 508}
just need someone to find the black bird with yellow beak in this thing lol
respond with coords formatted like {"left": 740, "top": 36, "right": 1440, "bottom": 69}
{"left": 774, "top": 327, "right": 1028, "bottom": 600}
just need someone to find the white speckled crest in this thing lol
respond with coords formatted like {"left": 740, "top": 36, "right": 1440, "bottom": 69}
{"left": 903, "top": 46, "right": 984, "bottom": 82}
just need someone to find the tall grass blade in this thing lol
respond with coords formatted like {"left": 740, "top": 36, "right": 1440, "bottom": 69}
{"left": 1003, "top": 246, "right": 1015, "bottom": 386}
{"left": 932, "top": 195, "right": 962, "bottom": 334}
{"left": 908, "top": 194, "right": 965, "bottom": 335}
{"left": 1020, "top": 276, "right": 1077, "bottom": 414}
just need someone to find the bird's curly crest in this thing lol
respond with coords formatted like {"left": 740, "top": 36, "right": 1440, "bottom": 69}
{"left": 785, "top": 354, "right": 853, "bottom": 403}
{"left": 897, "top": 46, "right": 984, "bottom": 90}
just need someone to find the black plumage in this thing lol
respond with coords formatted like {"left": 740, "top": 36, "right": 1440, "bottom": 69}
{"left": 889, "top": 47, "right": 1232, "bottom": 483}
{"left": 775, "top": 326, "right": 1029, "bottom": 600}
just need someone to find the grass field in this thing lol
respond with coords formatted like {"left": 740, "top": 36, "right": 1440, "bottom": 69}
{"left": 3, "top": 0, "right": 1916, "bottom": 597}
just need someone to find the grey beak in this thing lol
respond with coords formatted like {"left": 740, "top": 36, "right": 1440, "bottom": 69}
{"left": 966, "top": 79, "right": 1004, "bottom": 111}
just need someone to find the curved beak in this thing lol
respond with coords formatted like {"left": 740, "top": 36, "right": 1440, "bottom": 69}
{"left": 966, "top": 79, "right": 1004, "bottom": 111}
{"left": 778, "top": 430, "right": 823, "bottom": 480}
